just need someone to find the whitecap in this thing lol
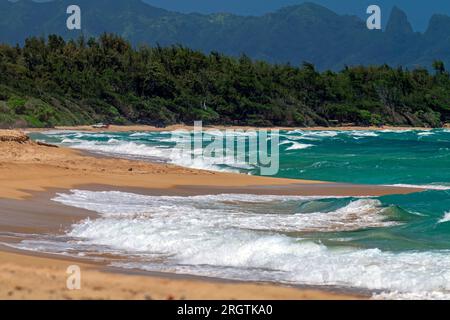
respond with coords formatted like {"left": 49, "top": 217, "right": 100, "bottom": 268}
{"left": 348, "top": 131, "right": 379, "bottom": 137}
{"left": 386, "top": 184, "right": 450, "bottom": 190}
{"left": 303, "top": 131, "right": 338, "bottom": 138}
{"left": 418, "top": 131, "right": 434, "bottom": 136}
{"left": 285, "top": 142, "right": 314, "bottom": 150}
{"left": 7, "top": 189, "right": 447, "bottom": 300}
{"left": 129, "top": 132, "right": 151, "bottom": 137}
{"left": 438, "top": 212, "right": 450, "bottom": 224}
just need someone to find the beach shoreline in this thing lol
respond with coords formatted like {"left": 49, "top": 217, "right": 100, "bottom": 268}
{"left": 0, "top": 189, "right": 369, "bottom": 301}
{"left": 0, "top": 246, "right": 367, "bottom": 300}
{"left": 25, "top": 124, "right": 436, "bottom": 133}
{"left": 0, "top": 186, "right": 370, "bottom": 300}
{"left": 0, "top": 189, "right": 368, "bottom": 300}
{"left": 0, "top": 129, "right": 422, "bottom": 299}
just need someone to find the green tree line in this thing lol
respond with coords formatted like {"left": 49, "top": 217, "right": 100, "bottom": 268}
{"left": 0, "top": 34, "right": 449, "bottom": 128}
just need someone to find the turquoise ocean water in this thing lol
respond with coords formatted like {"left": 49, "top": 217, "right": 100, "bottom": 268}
{"left": 26, "top": 129, "right": 450, "bottom": 299}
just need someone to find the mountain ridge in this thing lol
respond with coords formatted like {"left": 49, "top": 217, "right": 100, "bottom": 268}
{"left": 0, "top": 0, "right": 449, "bottom": 70}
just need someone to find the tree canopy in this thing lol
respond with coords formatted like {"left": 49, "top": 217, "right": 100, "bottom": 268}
{"left": 0, "top": 34, "right": 449, "bottom": 128}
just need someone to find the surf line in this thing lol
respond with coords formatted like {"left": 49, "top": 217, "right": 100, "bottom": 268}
{"left": 170, "top": 121, "right": 280, "bottom": 176}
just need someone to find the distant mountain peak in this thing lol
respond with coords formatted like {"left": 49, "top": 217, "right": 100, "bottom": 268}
{"left": 426, "top": 14, "right": 450, "bottom": 39}
{"left": 275, "top": 2, "right": 338, "bottom": 18}
{"left": 386, "top": 6, "right": 413, "bottom": 35}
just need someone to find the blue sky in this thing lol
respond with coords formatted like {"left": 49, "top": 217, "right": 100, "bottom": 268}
{"left": 143, "top": 0, "right": 450, "bottom": 31}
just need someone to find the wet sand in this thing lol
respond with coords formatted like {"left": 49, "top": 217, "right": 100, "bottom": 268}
{"left": 0, "top": 188, "right": 369, "bottom": 300}
{"left": 0, "top": 248, "right": 367, "bottom": 300}
{"left": 0, "top": 130, "right": 421, "bottom": 299}
{"left": 0, "top": 132, "right": 420, "bottom": 200}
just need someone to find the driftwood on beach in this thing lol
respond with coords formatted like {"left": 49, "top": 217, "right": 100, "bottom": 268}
{"left": 0, "top": 130, "right": 59, "bottom": 148}
{"left": 36, "top": 141, "right": 59, "bottom": 148}
{"left": 0, "top": 130, "right": 30, "bottom": 143}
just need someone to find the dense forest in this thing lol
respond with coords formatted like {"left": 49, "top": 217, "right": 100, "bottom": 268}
{"left": 0, "top": 34, "right": 449, "bottom": 128}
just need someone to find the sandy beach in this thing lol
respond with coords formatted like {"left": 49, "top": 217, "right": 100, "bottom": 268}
{"left": 0, "top": 248, "right": 367, "bottom": 300}
{"left": 27, "top": 124, "right": 435, "bottom": 133}
{"left": 0, "top": 129, "right": 421, "bottom": 300}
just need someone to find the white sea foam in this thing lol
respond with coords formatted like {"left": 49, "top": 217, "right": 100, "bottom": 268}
{"left": 438, "top": 212, "right": 450, "bottom": 224}
{"left": 349, "top": 131, "right": 379, "bottom": 137}
{"left": 284, "top": 142, "right": 314, "bottom": 150}
{"left": 379, "top": 129, "right": 413, "bottom": 133}
{"left": 69, "top": 132, "right": 121, "bottom": 139}
{"left": 286, "top": 129, "right": 304, "bottom": 135}
{"left": 48, "top": 131, "right": 257, "bottom": 173}
{"left": 169, "top": 155, "right": 249, "bottom": 173}
{"left": 62, "top": 139, "right": 170, "bottom": 159}
{"left": 303, "top": 131, "right": 339, "bottom": 138}
{"left": 54, "top": 190, "right": 390, "bottom": 234}
{"left": 28, "top": 130, "right": 450, "bottom": 299}
{"left": 129, "top": 132, "right": 152, "bottom": 137}
{"left": 61, "top": 138, "right": 80, "bottom": 144}
{"left": 289, "top": 136, "right": 320, "bottom": 141}
{"left": 373, "top": 291, "right": 450, "bottom": 300}
{"left": 41, "top": 130, "right": 80, "bottom": 135}
{"left": 286, "top": 130, "right": 338, "bottom": 138}
{"left": 53, "top": 190, "right": 390, "bottom": 232}
{"left": 386, "top": 184, "right": 450, "bottom": 190}
{"left": 26, "top": 189, "right": 445, "bottom": 299}
{"left": 53, "top": 190, "right": 344, "bottom": 216}
{"left": 206, "top": 130, "right": 258, "bottom": 137}
{"left": 417, "top": 131, "right": 434, "bottom": 136}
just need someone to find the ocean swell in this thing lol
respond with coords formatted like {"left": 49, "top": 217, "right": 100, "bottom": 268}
{"left": 39, "top": 190, "right": 450, "bottom": 299}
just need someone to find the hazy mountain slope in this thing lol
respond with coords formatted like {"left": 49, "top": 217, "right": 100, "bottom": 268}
{"left": 0, "top": 0, "right": 449, "bottom": 70}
